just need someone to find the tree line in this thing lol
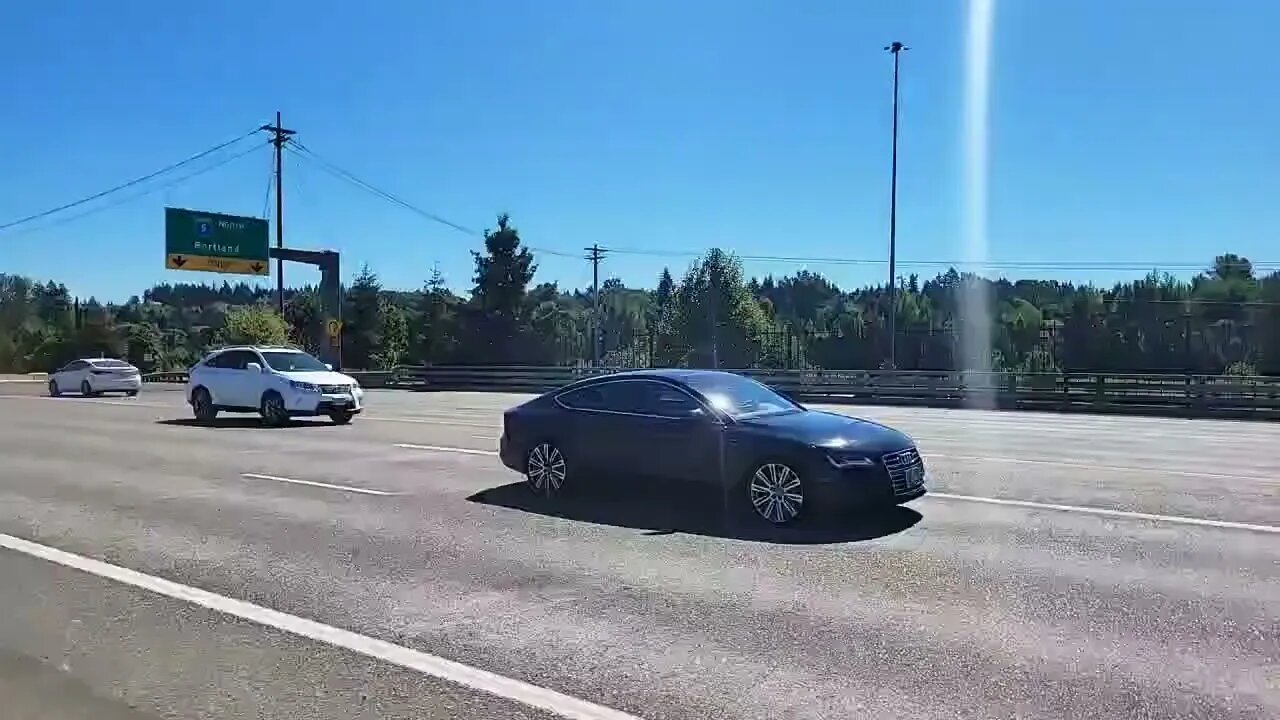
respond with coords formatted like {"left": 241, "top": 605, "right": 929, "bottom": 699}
{"left": 3, "top": 214, "right": 1278, "bottom": 376}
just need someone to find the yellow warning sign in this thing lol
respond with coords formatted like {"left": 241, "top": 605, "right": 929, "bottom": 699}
{"left": 166, "top": 254, "right": 270, "bottom": 276}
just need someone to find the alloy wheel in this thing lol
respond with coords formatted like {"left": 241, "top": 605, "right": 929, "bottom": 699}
{"left": 748, "top": 462, "right": 804, "bottom": 525}
{"left": 526, "top": 443, "right": 567, "bottom": 497}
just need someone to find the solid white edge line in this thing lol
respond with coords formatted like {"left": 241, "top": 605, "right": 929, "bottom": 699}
{"left": 395, "top": 443, "right": 498, "bottom": 456}
{"left": 0, "top": 533, "right": 643, "bottom": 720}
{"left": 929, "top": 492, "right": 1280, "bottom": 534}
{"left": 240, "top": 473, "right": 397, "bottom": 497}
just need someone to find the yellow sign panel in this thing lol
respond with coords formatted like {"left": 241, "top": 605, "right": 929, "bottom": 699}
{"left": 326, "top": 319, "right": 343, "bottom": 337}
{"left": 166, "top": 253, "right": 270, "bottom": 276}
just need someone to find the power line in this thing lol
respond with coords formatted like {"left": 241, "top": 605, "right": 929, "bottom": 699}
{"left": 602, "top": 246, "right": 1277, "bottom": 273}
{"left": 284, "top": 142, "right": 581, "bottom": 258}
{"left": 0, "top": 128, "right": 261, "bottom": 233}
{"left": 0, "top": 141, "right": 270, "bottom": 241}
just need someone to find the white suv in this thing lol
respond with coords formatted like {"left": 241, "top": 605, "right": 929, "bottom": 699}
{"left": 185, "top": 346, "right": 365, "bottom": 425}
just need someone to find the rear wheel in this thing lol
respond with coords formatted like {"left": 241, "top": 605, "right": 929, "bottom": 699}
{"left": 746, "top": 460, "right": 806, "bottom": 526}
{"left": 80, "top": 379, "right": 97, "bottom": 397}
{"left": 191, "top": 387, "right": 217, "bottom": 422}
{"left": 525, "top": 441, "right": 568, "bottom": 498}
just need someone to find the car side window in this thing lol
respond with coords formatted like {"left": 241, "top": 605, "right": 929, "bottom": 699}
{"left": 204, "top": 353, "right": 230, "bottom": 369}
{"left": 67, "top": 360, "right": 88, "bottom": 372}
{"left": 557, "top": 385, "right": 607, "bottom": 411}
{"left": 639, "top": 382, "right": 704, "bottom": 418}
{"left": 558, "top": 381, "right": 648, "bottom": 413}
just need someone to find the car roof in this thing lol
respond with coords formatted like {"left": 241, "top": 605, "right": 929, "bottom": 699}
{"left": 209, "top": 345, "right": 303, "bottom": 353}
{"left": 576, "top": 368, "right": 745, "bottom": 386}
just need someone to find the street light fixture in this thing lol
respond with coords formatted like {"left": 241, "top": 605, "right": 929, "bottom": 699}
{"left": 884, "top": 41, "right": 909, "bottom": 369}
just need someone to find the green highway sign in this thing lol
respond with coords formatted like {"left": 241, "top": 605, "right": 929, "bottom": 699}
{"left": 164, "top": 207, "right": 270, "bottom": 276}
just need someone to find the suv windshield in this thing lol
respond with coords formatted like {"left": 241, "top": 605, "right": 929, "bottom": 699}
{"left": 260, "top": 351, "right": 329, "bottom": 373}
{"left": 682, "top": 373, "right": 800, "bottom": 419}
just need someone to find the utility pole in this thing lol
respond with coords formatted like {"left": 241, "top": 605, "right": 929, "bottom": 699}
{"left": 585, "top": 244, "right": 607, "bottom": 365}
{"left": 884, "top": 41, "right": 909, "bottom": 370}
{"left": 260, "top": 111, "right": 296, "bottom": 314}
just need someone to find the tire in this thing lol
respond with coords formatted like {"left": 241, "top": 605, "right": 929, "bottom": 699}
{"left": 745, "top": 460, "right": 806, "bottom": 526}
{"left": 48, "top": 380, "right": 60, "bottom": 397}
{"left": 328, "top": 409, "right": 353, "bottom": 425}
{"left": 525, "top": 441, "right": 569, "bottom": 498}
{"left": 80, "top": 379, "right": 96, "bottom": 397}
{"left": 126, "top": 390, "right": 139, "bottom": 397}
{"left": 260, "top": 391, "right": 290, "bottom": 427}
{"left": 191, "top": 387, "right": 218, "bottom": 422}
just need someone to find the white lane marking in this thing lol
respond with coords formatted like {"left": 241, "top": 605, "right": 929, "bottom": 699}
{"left": 395, "top": 443, "right": 497, "bottom": 456}
{"left": 369, "top": 416, "right": 497, "bottom": 429}
{"left": 924, "top": 453, "right": 1277, "bottom": 483}
{"left": 397, "top": 444, "right": 1279, "bottom": 535}
{"left": 0, "top": 533, "right": 642, "bottom": 720}
{"left": 929, "top": 492, "right": 1280, "bottom": 535}
{"left": 0, "top": 395, "right": 171, "bottom": 408}
{"left": 240, "top": 473, "right": 397, "bottom": 496}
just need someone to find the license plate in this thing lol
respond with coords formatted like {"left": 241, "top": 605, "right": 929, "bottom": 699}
{"left": 906, "top": 465, "right": 924, "bottom": 486}
{"left": 328, "top": 397, "right": 350, "bottom": 406}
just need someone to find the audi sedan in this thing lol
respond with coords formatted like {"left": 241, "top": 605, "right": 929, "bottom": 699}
{"left": 498, "top": 369, "right": 926, "bottom": 526}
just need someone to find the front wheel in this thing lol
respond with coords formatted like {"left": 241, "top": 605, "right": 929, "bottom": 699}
{"left": 329, "top": 409, "right": 353, "bottom": 425}
{"left": 260, "top": 391, "right": 289, "bottom": 427}
{"left": 525, "top": 441, "right": 569, "bottom": 498}
{"left": 746, "top": 461, "right": 806, "bottom": 526}
{"left": 48, "top": 379, "right": 60, "bottom": 397}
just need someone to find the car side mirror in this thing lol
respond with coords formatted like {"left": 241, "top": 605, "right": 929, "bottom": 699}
{"left": 245, "top": 362, "right": 262, "bottom": 373}
{"left": 324, "top": 363, "right": 333, "bottom": 371}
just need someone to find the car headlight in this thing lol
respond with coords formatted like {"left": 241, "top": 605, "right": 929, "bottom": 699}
{"left": 826, "top": 451, "right": 877, "bottom": 469}
{"left": 290, "top": 380, "right": 320, "bottom": 392}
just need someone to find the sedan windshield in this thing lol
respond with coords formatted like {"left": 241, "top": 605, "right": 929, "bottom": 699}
{"left": 260, "top": 351, "right": 328, "bottom": 372}
{"left": 682, "top": 373, "right": 800, "bottom": 419}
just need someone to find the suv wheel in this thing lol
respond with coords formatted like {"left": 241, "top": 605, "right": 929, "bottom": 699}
{"left": 191, "top": 387, "right": 218, "bottom": 422}
{"left": 260, "top": 391, "right": 289, "bottom": 427}
{"left": 328, "top": 409, "right": 354, "bottom": 425}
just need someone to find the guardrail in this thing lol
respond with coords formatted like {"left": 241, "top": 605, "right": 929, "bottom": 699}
{"left": 140, "top": 366, "right": 1280, "bottom": 420}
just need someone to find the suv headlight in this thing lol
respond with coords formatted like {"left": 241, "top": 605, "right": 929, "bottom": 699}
{"left": 290, "top": 380, "right": 320, "bottom": 392}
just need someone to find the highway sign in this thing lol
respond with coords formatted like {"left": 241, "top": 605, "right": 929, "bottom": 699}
{"left": 165, "top": 207, "right": 270, "bottom": 276}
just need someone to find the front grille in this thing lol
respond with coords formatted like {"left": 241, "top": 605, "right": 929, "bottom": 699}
{"left": 320, "top": 384, "right": 350, "bottom": 394}
{"left": 882, "top": 447, "right": 925, "bottom": 496}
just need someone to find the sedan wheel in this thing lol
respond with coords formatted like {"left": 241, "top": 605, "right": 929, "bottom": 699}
{"left": 748, "top": 462, "right": 805, "bottom": 525}
{"left": 80, "top": 379, "right": 95, "bottom": 397}
{"left": 525, "top": 442, "right": 567, "bottom": 497}
{"left": 48, "top": 379, "right": 60, "bottom": 397}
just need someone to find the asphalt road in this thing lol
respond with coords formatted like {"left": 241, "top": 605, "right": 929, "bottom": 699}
{"left": 0, "top": 384, "right": 1276, "bottom": 719}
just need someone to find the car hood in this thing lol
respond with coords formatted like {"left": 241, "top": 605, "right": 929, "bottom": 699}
{"left": 276, "top": 370, "right": 357, "bottom": 386}
{"left": 737, "top": 409, "right": 913, "bottom": 452}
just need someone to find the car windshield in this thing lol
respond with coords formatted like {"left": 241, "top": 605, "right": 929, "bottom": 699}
{"left": 260, "top": 351, "right": 328, "bottom": 372}
{"left": 682, "top": 373, "right": 800, "bottom": 419}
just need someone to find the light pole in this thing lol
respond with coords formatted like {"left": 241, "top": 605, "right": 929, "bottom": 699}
{"left": 884, "top": 41, "right": 909, "bottom": 369}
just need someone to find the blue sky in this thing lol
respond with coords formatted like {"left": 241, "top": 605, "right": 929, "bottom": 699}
{"left": 1, "top": 1, "right": 1277, "bottom": 301}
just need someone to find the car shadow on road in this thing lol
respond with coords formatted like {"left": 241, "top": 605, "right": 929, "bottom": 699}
{"left": 155, "top": 418, "right": 334, "bottom": 429}
{"left": 467, "top": 481, "right": 922, "bottom": 545}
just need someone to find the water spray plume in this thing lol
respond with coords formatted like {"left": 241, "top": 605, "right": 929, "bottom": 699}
{"left": 962, "top": 0, "right": 996, "bottom": 408}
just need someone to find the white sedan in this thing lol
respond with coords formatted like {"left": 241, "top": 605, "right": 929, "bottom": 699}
{"left": 49, "top": 358, "right": 142, "bottom": 397}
